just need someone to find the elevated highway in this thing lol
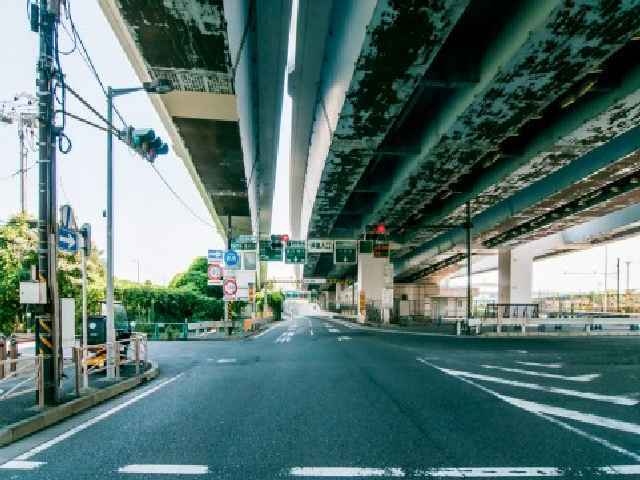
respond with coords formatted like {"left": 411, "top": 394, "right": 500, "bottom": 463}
{"left": 100, "top": 0, "right": 291, "bottom": 240}
{"left": 290, "top": 0, "right": 640, "bottom": 293}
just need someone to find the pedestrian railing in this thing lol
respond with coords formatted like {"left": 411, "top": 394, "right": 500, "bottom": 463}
{"left": 0, "top": 355, "right": 43, "bottom": 406}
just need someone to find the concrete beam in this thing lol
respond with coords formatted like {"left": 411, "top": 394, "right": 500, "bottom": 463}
{"left": 369, "top": 0, "right": 640, "bottom": 235}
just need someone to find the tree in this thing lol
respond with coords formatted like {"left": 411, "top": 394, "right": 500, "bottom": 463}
{"left": 169, "top": 256, "right": 222, "bottom": 298}
{"left": 0, "top": 215, "right": 37, "bottom": 334}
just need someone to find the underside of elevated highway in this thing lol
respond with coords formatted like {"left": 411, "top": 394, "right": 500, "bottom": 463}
{"left": 289, "top": 0, "right": 640, "bottom": 295}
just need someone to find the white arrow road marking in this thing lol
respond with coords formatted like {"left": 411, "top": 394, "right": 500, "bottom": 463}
{"left": 119, "top": 465, "right": 209, "bottom": 475}
{"left": 276, "top": 331, "right": 295, "bottom": 343}
{"left": 431, "top": 367, "right": 637, "bottom": 406}
{"left": 0, "top": 461, "right": 46, "bottom": 470}
{"left": 418, "top": 358, "right": 640, "bottom": 462}
{"left": 328, "top": 328, "right": 340, "bottom": 333}
{"left": 482, "top": 365, "right": 599, "bottom": 382}
{"left": 337, "top": 336, "right": 352, "bottom": 342}
{"left": 516, "top": 362, "right": 562, "bottom": 369}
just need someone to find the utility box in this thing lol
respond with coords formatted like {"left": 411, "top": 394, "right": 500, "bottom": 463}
{"left": 87, "top": 315, "right": 107, "bottom": 345}
{"left": 61, "top": 298, "right": 75, "bottom": 350}
{"left": 19, "top": 281, "right": 47, "bottom": 304}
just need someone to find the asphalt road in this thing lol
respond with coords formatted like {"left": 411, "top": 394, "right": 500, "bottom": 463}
{"left": 2, "top": 313, "right": 640, "bottom": 479}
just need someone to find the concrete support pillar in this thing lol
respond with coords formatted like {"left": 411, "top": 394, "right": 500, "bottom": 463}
{"left": 357, "top": 254, "right": 393, "bottom": 324}
{"left": 498, "top": 245, "right": 534, "bottom": 305}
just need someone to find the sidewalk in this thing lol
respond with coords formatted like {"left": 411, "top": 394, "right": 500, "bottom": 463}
{"left": 0, "top": 360, "right": 156, "bottom": 446}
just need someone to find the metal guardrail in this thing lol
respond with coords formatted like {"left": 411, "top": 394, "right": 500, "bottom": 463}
{"left": 468, "top": 316, "right": 640, "bottom": 334}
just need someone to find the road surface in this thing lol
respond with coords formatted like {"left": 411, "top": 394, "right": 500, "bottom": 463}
{"left": 2, "top": 314, "right": 640, "bottom": 478}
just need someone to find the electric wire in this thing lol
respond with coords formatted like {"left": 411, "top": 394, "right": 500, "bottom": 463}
{"left": 150, "top": 164, "right": 218, "bottom": 231}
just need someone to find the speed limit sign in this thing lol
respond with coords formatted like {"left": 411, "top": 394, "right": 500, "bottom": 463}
{"left": 207, "top": 262, "right": 223, "bottom": 286}
{"left": 223, "top": 277, "right": 237, "bottom": 300}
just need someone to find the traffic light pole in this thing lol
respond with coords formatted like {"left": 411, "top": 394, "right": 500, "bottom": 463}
{"left": 36, "top": 0, "right": 61, "bottom": 404}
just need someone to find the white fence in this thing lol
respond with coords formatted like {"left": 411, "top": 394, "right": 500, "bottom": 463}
{"left": 468, "top": 316, "right": 640, "bottom": 335}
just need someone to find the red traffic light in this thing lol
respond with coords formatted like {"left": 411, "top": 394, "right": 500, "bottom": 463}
{"left": 281, "top": 234, "right": 289, "bottom": 243}
{"left": 375, "top": 224, "right": 386, "bottom": 234}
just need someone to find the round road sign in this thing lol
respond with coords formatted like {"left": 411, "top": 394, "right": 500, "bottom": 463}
{"left": 224, "top": 250, "right": 239, "bottom": 267}
{"left": 223, "top": 278, "right": 238, "bottom": 296}
{"left": 208, "top": 263, "right": 222, "bottom": 282}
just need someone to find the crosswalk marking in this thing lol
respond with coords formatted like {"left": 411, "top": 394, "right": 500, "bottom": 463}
{"left": 482, "top": 365, "right": 599, "bottom": 382}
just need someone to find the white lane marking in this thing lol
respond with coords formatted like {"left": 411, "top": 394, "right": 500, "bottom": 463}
{"left": 414, "top": 467, "right": 562, "bottom": 477}
{"left": 337, "top": 336, "right": 352, "bottom": 342}
{"left": 538, "top": 413, "right": 640, "bottom": 462}
{"left": 434, "top": 367, "right": 637, "bottom": 406}
{"left": 328, "top": 328, "right": 340, "bottom": 333}
{"left": 418, "top": 359, "right": 640, "bottom": 461}
{"left": 516, "top": 362, "right": 562, "bottom": 369}
{"left": 323, "top": 323, "right": 331, "bottom": 328}
{"left": 420, "top": 359, "right": 640, "bottom": 436}
{"left": 290, "top": 467, "right": 404, "bottom": 477}
{"left": 275, "top": 331, "right": 295, "bottom": 343}
{"left": 14, "top": 374, "right": 182, "bottom": 461}
{"left": 0, "top": 461, "right": 46, "bottom": 470}
{"left": 253, "top": 323, "right": 281, "bottom": 339}
{"left": 510, "top": 350, "right": 528, "bottom": 354}
{"left": 290, "top": 465, "right": 640, "bottom": 477}
{"left": 482, "top": 365, "right": 599, "bottom": 382}
{"left": 119, "top": 464, "right": 209, "bottom": 475}
{"left": 217, "top": 358, "right": 236, "bottom": 364}
{"left": 310, "top": 328, "right": 314, "bottom": 336}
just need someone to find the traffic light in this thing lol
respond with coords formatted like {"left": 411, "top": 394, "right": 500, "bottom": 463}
{"left": 127, "top": 127, "right": 169, "bottom": 162}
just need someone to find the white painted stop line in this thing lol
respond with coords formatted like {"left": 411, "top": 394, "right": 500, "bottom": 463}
{"left": 119, "top": 464, "right": 209, "bottom": 475}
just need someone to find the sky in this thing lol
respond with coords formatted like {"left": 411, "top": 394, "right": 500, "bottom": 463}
{"left": 0, "top": 1, "right": 289, "bottom": 285}
{"left": 1, "top": 1, "right": 639, "bottom": 293}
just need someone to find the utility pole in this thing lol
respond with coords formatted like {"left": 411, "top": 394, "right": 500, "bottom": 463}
{"left": 626, "top": 261, "right": 631, "bottom": 294}
{"left": 18, "top": 113, "right": 27, "bottom": 214}
{"left": 80, "top": 226, "right": 89, "bottom": 390}
{"left": 617, "top": 257, "right": 621, "bottom": 313}
{"left": 465, "top": 201, "right": 472, "bottom": 321}
{"left": 35, "top": 0, "right": 61, "bottom": 404}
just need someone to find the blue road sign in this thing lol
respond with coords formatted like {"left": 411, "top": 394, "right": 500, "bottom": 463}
{"left": 224, "top": 250, "right": 239, "bottom": 267}
{"left": 58, "top": 227, "right": 78, "bottom": 254}
{"left": 208, "top": 249, "right": 224, "bottom": 262}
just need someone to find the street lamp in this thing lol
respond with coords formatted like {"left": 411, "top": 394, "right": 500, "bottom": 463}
{"left": 105, "top": 79, "right": 173, "bottom": 378}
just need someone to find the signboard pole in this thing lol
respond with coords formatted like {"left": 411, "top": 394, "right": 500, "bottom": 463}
{"left": 80, "top": 238, "right": 88, "bottom": 390}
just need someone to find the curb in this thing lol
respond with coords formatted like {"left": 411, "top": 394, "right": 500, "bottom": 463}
{"left": 0, "top": 363, "right": 159, "bottom": 447}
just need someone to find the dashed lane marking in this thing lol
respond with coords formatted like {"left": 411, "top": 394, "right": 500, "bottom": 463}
{"left": 289, "top": 465, "right": 640, "bottom": 477}
{"left": 328, "top": 328, "right": 340, "bottom": 333}
{"left": 482, "top": 365, "right": 599, "bottom": 382}
{"left": 0, "top": 461, "right": 46, "bottom": 470}
{"left": 217, "top": 358, "right": 236, "bottom": 364}
{"left": 516, "top": 362, "right": 562, "bottom": 369}
{"left": 337, "top": 336, "right": 352, "bottom": 342}
{"left": 119, "top": 464, "right": 209, "bottom": 475}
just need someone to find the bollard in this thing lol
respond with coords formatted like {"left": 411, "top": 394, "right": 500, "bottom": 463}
{"left": 9, "top": 336, "right": 17, "bottom": 374}
{"left": 73, "top": 347, "right": 81, "bottom": 397}
{"left": 114, "top": 341, "right": 121, "bottom": 379}
{"left": 37, "top": 356, "right": 44, "bottom": 409}
{"left": 456, "top": 321, "right": 461, "bottom": 336}
{"left": 0, "top": 336, "right": 5, "bottom": 380}
{"left": 134, "top": 336, "right": 140, "bottom": 376}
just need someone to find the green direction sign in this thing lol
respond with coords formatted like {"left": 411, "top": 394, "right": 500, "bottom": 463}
{"left": 285, "top": 240, "right": 306, "bottom": 264}
{"left": 334, "top": 240, "right": 357, "bottom": 264}
{"left": 259, "top": 239, "right": 283, "bottom": 262}
{"left": 231, "top": 235, "right": 257, "bottom": 251}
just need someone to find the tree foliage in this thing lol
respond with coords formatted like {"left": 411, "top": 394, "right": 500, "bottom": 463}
{"left": 169, "top": 256, "right": 222, "bottom": 298}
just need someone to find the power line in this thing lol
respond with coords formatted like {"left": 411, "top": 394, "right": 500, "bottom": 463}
{"left": 150, "top": 164, "right": 218, "bottom": 232}
{"left": 63, "top": 0, "right": 127, "bottom": 128}
{"left": 64, "top": 83, "right": 119, "bottom": 133}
